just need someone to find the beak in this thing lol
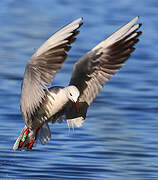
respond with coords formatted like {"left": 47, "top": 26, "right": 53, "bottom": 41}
{"left": 74, "top": 102, "right": 79, "bottom": 109}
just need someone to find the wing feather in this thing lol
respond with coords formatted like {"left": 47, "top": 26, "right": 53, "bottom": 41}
{"left": 20, "top": 18, "right": 83, "bottom": 126}
{"left": 69, "top": 17, "right": 142, "bottom": 121}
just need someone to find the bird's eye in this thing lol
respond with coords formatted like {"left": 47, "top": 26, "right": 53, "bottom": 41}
{"left": 70, "top": 93, "right": 72, "bottom": 96}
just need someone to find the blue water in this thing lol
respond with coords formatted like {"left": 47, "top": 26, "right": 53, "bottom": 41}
{"left": 0, "top": 0, "right": 158, "bottom": 179}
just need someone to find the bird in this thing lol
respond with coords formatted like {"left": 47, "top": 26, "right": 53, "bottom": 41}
{"left": 13, "top": 16, "right": 142, "bottom": 150}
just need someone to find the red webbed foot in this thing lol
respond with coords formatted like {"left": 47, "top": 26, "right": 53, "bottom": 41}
{"left": 26, "top": 140, "right": 35, "bottom": 150}
{"left": 18, "top": 127, "right": 29, "bottom": 148}
{"left": 25, "top": 126, "right": 41, "bottom": 150}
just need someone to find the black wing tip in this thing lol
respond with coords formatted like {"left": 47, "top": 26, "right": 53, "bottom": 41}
{"left": 135, "top": 16, "right": 140, "bottom": 20}
{"left": 79, "top": 18, "right": 84, "bottom": 28}
{"left": 136, "top": 17, "right": 142, "bottom": 30}
{"left": 138, "top": 23, "right": 142, "bottom": 28}
{"left": 137, "top": 31, "right": 142, "bottom": 36}
{"left": 79, "top": 17, "right": 83, "bottom": 25}
{"left": 79, "top": 22, "right": 83, "bottom": 28}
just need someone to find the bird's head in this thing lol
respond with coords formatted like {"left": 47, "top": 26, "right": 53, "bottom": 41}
{"left": 65, "top": 86, "right": 80, "bottom": 109}
{"left": 65, "top": 86, "right": 80, "bottom": 102}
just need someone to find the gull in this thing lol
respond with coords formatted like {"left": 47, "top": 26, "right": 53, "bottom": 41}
{"left": 13, "top": 16, "right": 142, "bottom": 150}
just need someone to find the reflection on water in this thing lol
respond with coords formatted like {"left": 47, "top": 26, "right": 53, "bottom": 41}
{"left": 0, "top": 0, "right": 158, "bottom": 179}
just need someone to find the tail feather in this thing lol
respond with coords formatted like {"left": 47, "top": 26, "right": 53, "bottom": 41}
{"left": 37, "top": 123, "right": 51, "bottom": 145}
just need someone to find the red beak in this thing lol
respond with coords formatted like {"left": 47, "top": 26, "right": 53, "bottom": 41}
{"left": 74, "top": 102, "right": 79, "bottom": 109}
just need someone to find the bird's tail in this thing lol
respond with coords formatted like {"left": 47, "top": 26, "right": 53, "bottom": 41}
{"left": 13, "top": 123, "right": 51, "bottom": 151}
{"left": 37, "top": 123, "right": 51, "bottom": 145}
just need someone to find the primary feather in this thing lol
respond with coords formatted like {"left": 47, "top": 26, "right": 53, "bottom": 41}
{"left": 70, "top": 16, "right": 141, "bottom": 105}
{"left": 20, "top": 18, "right": 83, "bottom": 127}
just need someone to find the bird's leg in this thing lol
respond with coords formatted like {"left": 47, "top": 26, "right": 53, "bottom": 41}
{"left": 18, "top": 127, "right": 29, "bottom": 148}
{"left": 25, "top": 125, "right": 42, "bottom": 150}
{"left": 26, "top": 140, "right": 35, "bottom": 150}
{"left": 35, "top": 125, "right": 41, "bottom": 139}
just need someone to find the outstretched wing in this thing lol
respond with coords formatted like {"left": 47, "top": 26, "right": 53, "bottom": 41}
{"left": 20, "top": 18, "right": 83, "bottom": 125}
{"left": 68, "top": 16, "right": 142, "bottom": 123}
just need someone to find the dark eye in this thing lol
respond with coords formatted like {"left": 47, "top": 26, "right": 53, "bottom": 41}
{"left": 70, "top": 93, "right": 72, "bottom": 96}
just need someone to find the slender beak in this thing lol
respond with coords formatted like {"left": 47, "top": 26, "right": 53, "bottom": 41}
{"left": 74, "top": 102, "right": 79, "bottom": 109}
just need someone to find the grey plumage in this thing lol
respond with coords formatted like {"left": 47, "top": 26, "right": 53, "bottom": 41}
{"left": 20, "top": 18, "right": 83, "bottom": 127}
{"left": 13, "top": 16, "right": 142, "bottom": 150}
{"left": 69, "top": 16, "right": 141, "bottom": 122}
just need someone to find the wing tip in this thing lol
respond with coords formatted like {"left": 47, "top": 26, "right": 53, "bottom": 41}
{"left": 78, "top": 17, "right": 84, "bottom": 28}
{"left": 75, "top": 17, "right": 83, "bottom": 24}
{"left": 138, "top": 23, "right": 142, "bottom": 28}
{"left": 128, "top": 16, "right": 140, "bottom": 26}
{"left": 134, "top": 16, "right": 139, "bottom": 21}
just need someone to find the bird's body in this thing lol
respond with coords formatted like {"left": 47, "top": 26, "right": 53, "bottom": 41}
{"left": 27, "top": 86, "right": 68, "bottom": 129}
{"left": 13, "top": 86, "right": 81, "bottom": 150}
{"left": 31, "top": 85, "right": 80, "bottom": 128}
{"left": 13, "top": 16, "right": 142, "bottom": 150}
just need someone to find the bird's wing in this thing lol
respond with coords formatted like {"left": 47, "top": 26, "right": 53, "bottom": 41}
{"left": 20, "top": 18, "right": 83, "bottom": 125}
{"left": 69, "top": 16, "right": 142, "bottom": 121}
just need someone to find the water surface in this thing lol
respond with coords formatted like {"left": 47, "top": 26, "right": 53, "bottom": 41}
{"left": 0, "top": 0, "right": 158, "bottom": 179}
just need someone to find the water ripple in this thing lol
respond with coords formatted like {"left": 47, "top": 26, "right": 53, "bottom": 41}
{"left": 0, "top": 0, "right": 158, "bottom": 179}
